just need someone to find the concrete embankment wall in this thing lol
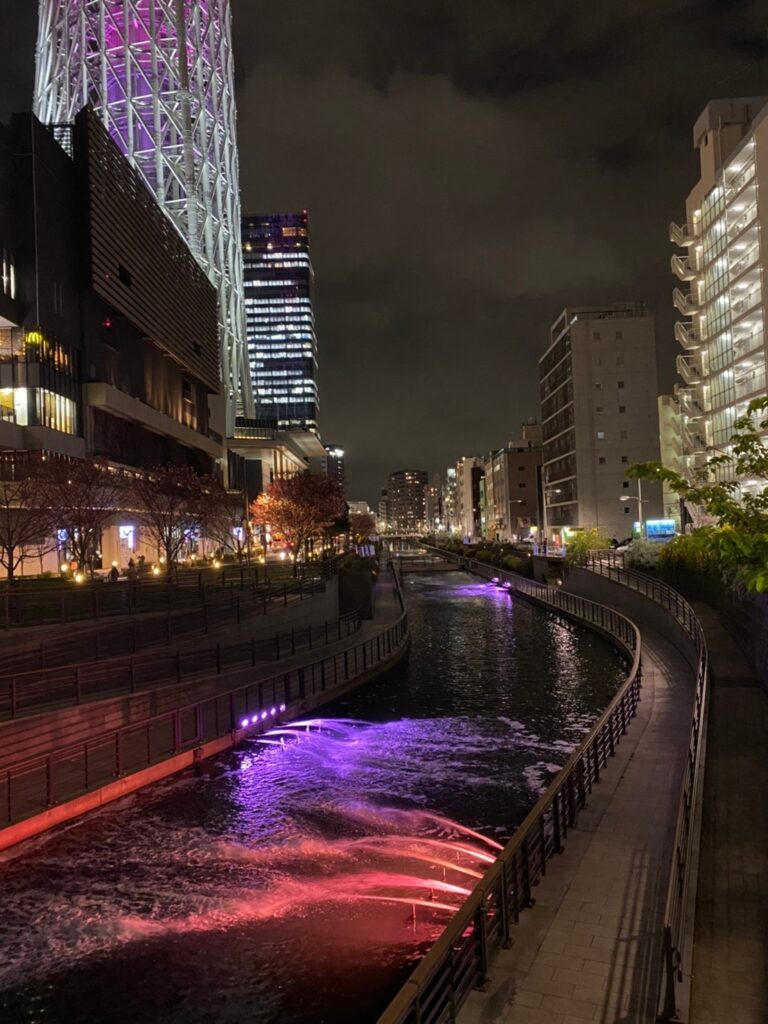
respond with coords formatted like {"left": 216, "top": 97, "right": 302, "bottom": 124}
{"left": 0, "top": 578, "right": 340, "bottom": 771}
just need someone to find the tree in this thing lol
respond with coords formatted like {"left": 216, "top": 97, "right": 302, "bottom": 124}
{"left": 349, "top": 511, "right": 376, "bottom": 545}
{"left": 629, "top": 397, "right": 768, "bottom": 592}
{"left": 251, "top": 473, "right": 346, "bottom": 576}
{"left": 202, "top": 484, "right": 251, "bottom": 562}
{"left": 45, "top": 458, "right": 126, "bottom": 577}
{"left": 564, "top": 527, "right": 613, "bottom": 565}
{"left": 133, "top": 465, "right": 207, "bottom": 576}
{"left": 0, "top": 464, "right": 57, "bottom": 581}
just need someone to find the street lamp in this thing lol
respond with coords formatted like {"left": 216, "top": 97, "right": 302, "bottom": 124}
{"left": 619, "top": 479, "right": 646, "bottom": 524}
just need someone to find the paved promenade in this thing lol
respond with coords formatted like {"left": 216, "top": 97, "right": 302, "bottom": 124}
{"left": 459, "top": 626, "right": 694, "bottom": 1024}
{"left": 689, "top": 604, "right": 768, "bottom": 1024}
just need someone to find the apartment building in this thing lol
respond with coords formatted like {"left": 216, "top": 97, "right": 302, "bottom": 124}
{"left": 539, "top": 305, "right": 663, "bottom": 543}
{"left": 670, "top": 97, "right": 768, "bottom": 507}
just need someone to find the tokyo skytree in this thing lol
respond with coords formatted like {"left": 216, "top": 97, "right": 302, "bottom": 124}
{"left": 33, "top": 0, "right": 254, "bottom": 427}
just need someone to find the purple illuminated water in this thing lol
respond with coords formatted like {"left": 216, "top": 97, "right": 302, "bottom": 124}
{"left": 0, "top": 573, "right": 625, "bottom": 1023}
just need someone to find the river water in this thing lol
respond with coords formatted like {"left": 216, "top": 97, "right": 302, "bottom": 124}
{"left": 0, "top": 572, "right": 625, "bottom": 1024}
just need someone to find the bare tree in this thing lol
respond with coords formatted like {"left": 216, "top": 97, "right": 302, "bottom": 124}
{"left": 133, "top": 465, "right": 207, "bottom": 576}
{"left": 202, "top": 484, "right": 251, "bottom": 562}
{"left": 0, "top": 467, "right": 57, "bottom": 581}
{"left": 45, "top": 459, "right": 126, "bottom": 577}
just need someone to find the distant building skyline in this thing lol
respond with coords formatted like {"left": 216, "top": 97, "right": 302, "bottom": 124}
{"left": 242, "top": 212, "right": 319, "bottom": 434}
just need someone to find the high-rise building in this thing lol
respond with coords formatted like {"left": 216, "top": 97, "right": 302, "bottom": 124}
{"left": 669, "top": 97, "right": 768, "bottom": 514}
{"left": 442, "top": 467, "right": 458, "bottom": 534}
{"left": 317, "top": 445, "right": 345, "bottom": 487}
{"left": 387, "top": 470, "right": 428, "bottom": 533}
{"left": 242, "top": 212, "right": 319, "bottom": 433}
{"left": 539, "top": 305, "right": 662, "bottom": 543}
{"left": 424, "top": 474, "right": 442, "bottom": 533}
{"left": 658, "top": 395, "right": 684, "bottom": 529}
{"left": 33, "top": 0, "right": 252, "bottom": 429}
{"left": 455, "top": 457, "right": 484, "bottom": 541}
{"left": 0, "top": 109, "right": 223, "bottom": 569}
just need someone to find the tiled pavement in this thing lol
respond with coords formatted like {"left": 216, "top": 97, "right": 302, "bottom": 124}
{"left": 459, "top": 629, "right": 695, "bottom": 1024}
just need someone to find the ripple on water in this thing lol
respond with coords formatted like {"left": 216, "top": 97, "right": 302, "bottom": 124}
{"left": 0, "top": 571, "right": 626, "bottom": 1024}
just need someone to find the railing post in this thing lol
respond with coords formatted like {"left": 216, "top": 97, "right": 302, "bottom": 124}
{"left": 475, "top": 903, "right": 490, "bottom": 989}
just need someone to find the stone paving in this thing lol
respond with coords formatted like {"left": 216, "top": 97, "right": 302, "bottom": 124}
{"left": 459, "top": 628, "right": 695, "bottom": 1024}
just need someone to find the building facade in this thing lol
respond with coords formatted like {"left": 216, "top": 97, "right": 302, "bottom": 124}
{"left": 441, "top": 467, "right": 458, "bottom": 534}
{"left": 387, "top": 470, "right": 428, "bottom": 533}
{"left": 482, "top": 436, "right": 542, "bottom": 542}
{"left": 0, "top": 110, "right": 224, "bottom": 570}
{"left": 670, "top": 97, "right": 768, "bottom": 516}
{"left": 539, "top": 305, "right": 662, "bottom": 543}
{"left": 424, "top": 474, "right": 442, "bottom": 533}
{"left": 455, "top": 456, "right": 484, "bottom": 541}
{"left": 34, "top": 0, "right": 252, "bottom": 429}
{"left": 242, "top": 212, "right": 319, "bottom": 433}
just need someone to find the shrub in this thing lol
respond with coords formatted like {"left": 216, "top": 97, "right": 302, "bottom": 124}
{"left": 624, "top": 538, "right": 662, "bottom": 571}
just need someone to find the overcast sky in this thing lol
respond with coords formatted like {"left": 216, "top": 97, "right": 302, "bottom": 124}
{"left": 2, "top": 2, "right": 768, "bottom": 503}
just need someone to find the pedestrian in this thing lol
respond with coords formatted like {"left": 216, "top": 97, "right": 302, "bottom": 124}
{"left": 108, "top": 565, "right": 119, "bottom": 583}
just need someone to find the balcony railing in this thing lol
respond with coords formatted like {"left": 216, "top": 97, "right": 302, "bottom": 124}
{"left": 673, "top": 287, "right": 699, "bottom": 316}
{"left": 734, "top": 367, "right": 766, "bottom": 401}
{"left": 727, "top": 204, "right": 757, "bottom": 241}
{"left": 671, "top": 254, "right": 697, "bottom": 281}
{"left": 676, "top": 386, "right": 705, "bottom": 419}
{"left": 724, "top": 160, "right": 755, "bottom": 199}
{"left": 733, "top": 328, "right": 764, "bottom": 361}
{"left": 674, "top": 321, "right": 700, "bottom": 350}
{"left": 676, "top": 353, "right": 702, "bottom": 385}
{"left": 728, "top": 241, "right": 760, "bottom": 281}
{"left": 669, "top": 221, "right": 696, "bottom": 247}
{"left": 731, "top": 287, "right": 762, "bottom": 320}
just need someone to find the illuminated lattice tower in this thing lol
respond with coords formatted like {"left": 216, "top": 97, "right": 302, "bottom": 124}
{"left": 34, "top": 0, "right": 254, "bottom": 428}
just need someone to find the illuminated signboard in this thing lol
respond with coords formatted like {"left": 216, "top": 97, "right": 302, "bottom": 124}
{"left": 645, "top": 519, "right": 677, "bottom": 542}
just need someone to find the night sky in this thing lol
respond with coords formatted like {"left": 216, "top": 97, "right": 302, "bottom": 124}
{"left": 2, "top": 3, "right": 768, "bottom": 503}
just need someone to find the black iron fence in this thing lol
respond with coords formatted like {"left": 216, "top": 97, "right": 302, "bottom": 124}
{"left": 0, "top": 573, "right": 332, "bottom": 676}
{"left": 0, "top": 605, "right": 409, "bottom": 830}
{"left": 0, "top": 559, "right": 337, "bottom": 630}
{"left": 0, "top": 610, "right": 363, "bottom": 723}
{"left": 376, "top": 555, "right": 642, "bottom": 1024}
{"left": 584, "top": 552, "right": 709, "bottom": 1022}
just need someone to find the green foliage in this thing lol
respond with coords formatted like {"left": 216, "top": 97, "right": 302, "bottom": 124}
{"left": 630, "top": 397, "right": 768, "bottom": 592}
{"left": 564, "top": 528, "right": 612, "bottom": 565}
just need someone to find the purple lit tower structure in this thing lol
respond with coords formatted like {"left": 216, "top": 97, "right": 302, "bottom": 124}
{"left": 33, "top": 0, "right": 253, "bottom": 430}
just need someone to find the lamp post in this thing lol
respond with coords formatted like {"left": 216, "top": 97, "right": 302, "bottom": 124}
{"left": 619, "top": 479, "right": 646, "bottom": 525}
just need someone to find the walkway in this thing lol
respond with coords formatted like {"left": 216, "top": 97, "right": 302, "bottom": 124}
{"left": 689, "top": 604, "right": 768, "bottom": 1024}
{"left": 459, "top": 625, "right": 695, "bottom": 1024}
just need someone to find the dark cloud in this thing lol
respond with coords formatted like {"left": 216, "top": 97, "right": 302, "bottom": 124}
{"left": 3, "top": 3, "right": 768, "bottom": 502}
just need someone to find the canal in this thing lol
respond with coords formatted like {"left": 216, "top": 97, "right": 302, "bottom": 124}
{"left": 0, "top": 572, "right": 626, "bottom": 1024}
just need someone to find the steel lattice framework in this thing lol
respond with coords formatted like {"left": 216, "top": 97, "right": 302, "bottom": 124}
{"left": 34, "top": 0, "right": 254, "bottom": 428}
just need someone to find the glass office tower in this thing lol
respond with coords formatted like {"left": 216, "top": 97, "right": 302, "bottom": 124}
{"left": 242, "top": 212, "right": 319, "bottom": 434}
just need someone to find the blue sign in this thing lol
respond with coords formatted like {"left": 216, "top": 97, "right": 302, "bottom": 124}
{"left": 645, "top": 519, "right": 676, "bottom": 542}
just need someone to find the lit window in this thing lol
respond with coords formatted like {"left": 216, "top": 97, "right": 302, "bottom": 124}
{"left": 597, "top": 431, "right": 605, "bottom": 440}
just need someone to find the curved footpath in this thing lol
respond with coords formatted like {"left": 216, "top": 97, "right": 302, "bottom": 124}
{"left": 458, "top": 579, "right": 696, "bottom": 1024}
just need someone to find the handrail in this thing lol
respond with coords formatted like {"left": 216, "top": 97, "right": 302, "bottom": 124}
{"left": 376, "top": 552, "right": 642, "bottom": 1024}
{"left": 583, "top": 553, "right": 709, "bottom": 1022}
{"left": 1, "top": 568, "right": 410, "bottom": 829}
{"left": 0, "top": 573, "right": 333, "bottom": 676}
{"left": 0, "top": 607, "right": 363, "bottom": 723}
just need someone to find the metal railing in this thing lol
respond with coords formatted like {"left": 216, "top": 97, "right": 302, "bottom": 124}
{"left": 583, "top": 553, "right": 709, "bottom": 1022}
{"left": 0, "top": 559, "right": 337, "bottom": 630}
{"left": 0, "top": 610, "right": 363, "bottom": 723}
{"left": 376, "top": 557, "right": 642, "bottom": 1024}
{"left": 0, "top": 577, "right": 409, "bottom": 830}
{"left": 0, "top": 573, "right": 334, "bottom": 676}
